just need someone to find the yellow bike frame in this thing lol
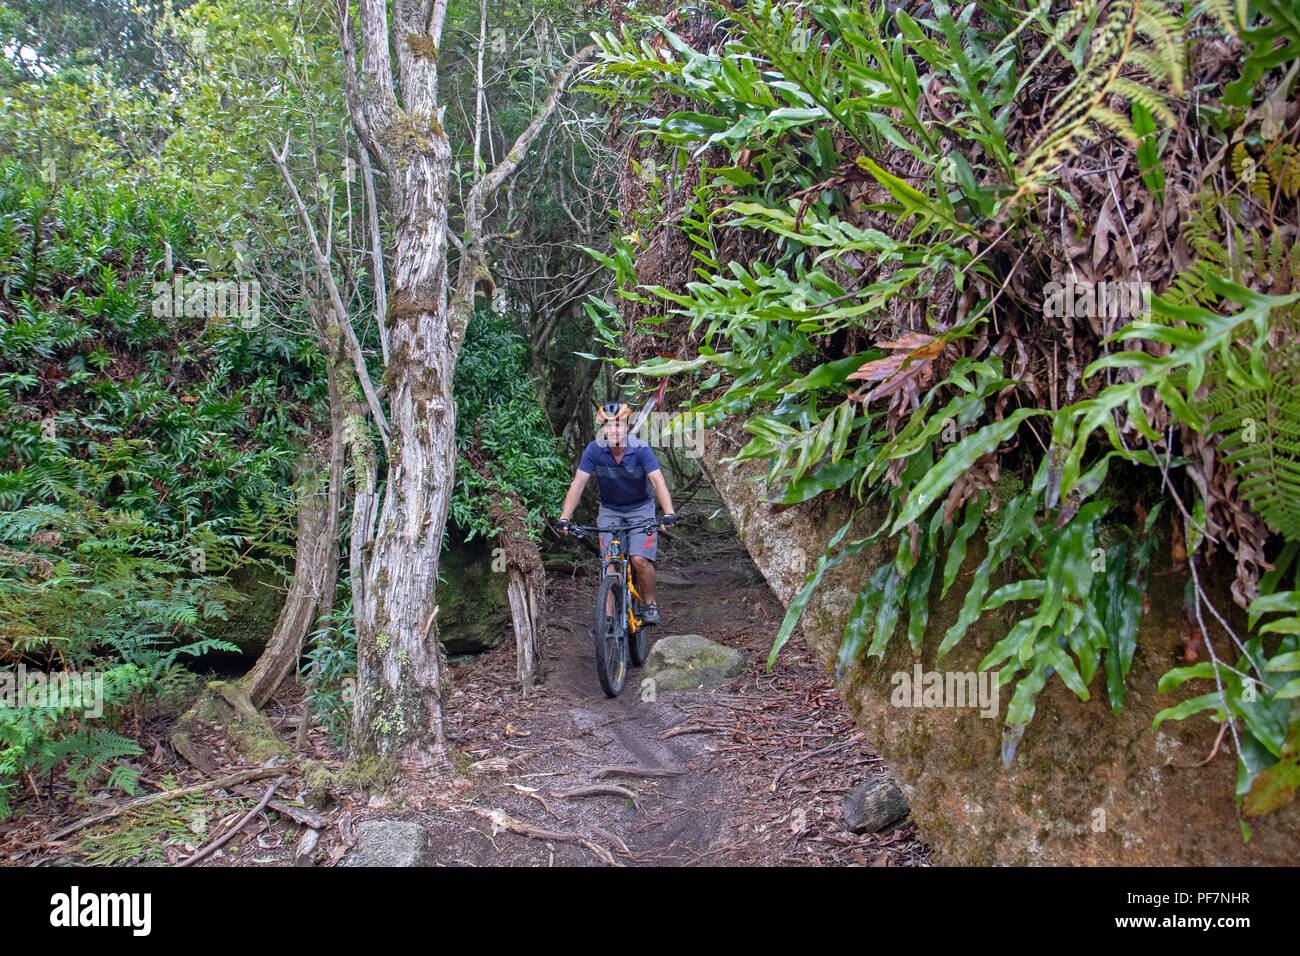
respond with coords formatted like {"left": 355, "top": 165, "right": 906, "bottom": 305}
{"left": 603, "top": 533, "right": 645, "bottom": 634}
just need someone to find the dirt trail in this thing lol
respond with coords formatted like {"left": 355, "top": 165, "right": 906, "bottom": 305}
{"left": 406, "top": 544, "right": 932, "bottom": 866}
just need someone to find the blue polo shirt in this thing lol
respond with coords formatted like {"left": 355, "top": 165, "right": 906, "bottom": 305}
{"left": 578, "top": 436, "right": 660, "bottom": 509}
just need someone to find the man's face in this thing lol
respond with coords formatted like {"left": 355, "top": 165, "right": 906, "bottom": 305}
{"left": 601, "top": 418, "right": 628, "bottom": 448}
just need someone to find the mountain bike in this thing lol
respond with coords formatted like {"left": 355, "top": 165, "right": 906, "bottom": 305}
{"left": 568, "top": 520, "right": 658, "bottom": 697}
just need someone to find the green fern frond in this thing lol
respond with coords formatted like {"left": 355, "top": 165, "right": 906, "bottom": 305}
{"left": 1196, "top": 0, "right": 1240, "bottom": 37}
{"left": 1134, "top": 3, "right": 1186, "bottom": 92}
{"left": 1002, "top": 0, "right": 1100, "bottom": 92}
{"left": 1188, "top": 252, "right": 1300, "bottom": 538}
{"left": 1009, "top": 1, "right": 1186, "bottom": 207}
{"left": 1111, "top": 75, "right": 1177, "bottom": 125}
{"left": 104, "top": 762, "right": 141, "bottom": 795}
{"left": 1090, "top": 104, "right": 1139, "bottom": 142}
{"left": 1219, "top": 384, "right": 1300, "bottom": 539}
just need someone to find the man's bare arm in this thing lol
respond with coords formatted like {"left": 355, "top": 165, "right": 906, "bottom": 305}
{"left": 558, "top": 470, "right": 591, "bottom": 527}
{"left": 649, "top": 469, "right": 675, "bottom": 523}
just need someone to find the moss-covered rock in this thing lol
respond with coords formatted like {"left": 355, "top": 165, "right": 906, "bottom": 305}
{"left": 220, "top": 563, "right": 290, "bottom": 654}
{"left": 152, "top": 669, "right": 206, "bottom": 715}
{"left": 643, "top": 634, "right": 745, "bottom": 691}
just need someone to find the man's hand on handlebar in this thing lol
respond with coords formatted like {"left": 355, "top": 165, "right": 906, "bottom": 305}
{"left": 556, "top": 517, "right": 571, "bottom": 535}
{"left": 659, "top": 513, "right": 677, "bottom": 532}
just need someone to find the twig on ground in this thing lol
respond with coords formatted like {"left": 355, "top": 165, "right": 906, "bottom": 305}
{"left": 554, "top": 784, "right": 642, "bottom": 811}
{"left": 179, "top": 775, "right": 286, "bottom": 867}
{"left": 506, "top": 782, "right": 561, "bottom": 820}
{"left": 771, "top": 734, "right": 863, "bottom": 793}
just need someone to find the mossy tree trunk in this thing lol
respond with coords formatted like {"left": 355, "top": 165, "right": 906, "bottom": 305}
{"left": 337, "top": 0, "right": 592, "bottom": 769}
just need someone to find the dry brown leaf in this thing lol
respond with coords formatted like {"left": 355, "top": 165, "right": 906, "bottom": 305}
{"left": 848, "top": 334, "right": 942, "bottom": 406}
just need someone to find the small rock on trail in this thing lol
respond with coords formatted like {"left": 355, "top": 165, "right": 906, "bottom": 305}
{"left": 343, "top": 820, "right": 431, "bottom": 867}
{"left": 643, "top": 633, "right": 746, "bottom": 691}
{"left": 842, "top": 776, "right": 911, "bottom": 834}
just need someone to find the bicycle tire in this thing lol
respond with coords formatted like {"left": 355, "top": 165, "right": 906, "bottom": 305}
{"left": 628, "top": 564, "right": 649, "bottom": 666}
{"left": 593, "top": 574, "right": 627, "bottom": 697}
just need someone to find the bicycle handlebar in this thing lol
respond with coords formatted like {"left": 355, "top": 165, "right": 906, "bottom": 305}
{"left": 566, "top": 521, "right": 660, "bottom": 540}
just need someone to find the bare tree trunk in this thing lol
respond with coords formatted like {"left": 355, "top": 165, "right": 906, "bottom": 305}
{"left": 505, "top": 566, "right": 547, "bottom": 693}
{"left": 242, "top": 290, "right": 349, "bottom": 709}
{"left": 351, "top": 257, "right": 458, "bottom": 768}
{"left": 242, "top": 460, "right": 335, "bottom": 708}
{"left": 338, "top": 329, "right": 380, "bottom": 664}
{"left": 315, "top": 311, "right": 347, "bottom": 635}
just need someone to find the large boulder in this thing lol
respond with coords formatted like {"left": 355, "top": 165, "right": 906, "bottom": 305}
{"left": 698, "top": 419, "right": 1300, "bottom": 865}
{"left": 643, "top": 634, "right": 745, "bottom": 691}
{"left": 222, "top": 563, "right": 289, "bottom": 654}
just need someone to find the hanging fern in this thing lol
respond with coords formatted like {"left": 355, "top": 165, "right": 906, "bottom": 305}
{"left": 1197, "top": 342, "right": 1300, "bottom": 540}
{"left": 1008, "top": 0, "right": 1185, "bottom": 207}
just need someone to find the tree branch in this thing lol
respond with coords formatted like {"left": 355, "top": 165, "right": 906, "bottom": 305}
{"left": 444, "top": 44, "right": 596, "bottom": 354}
{"left": 475, "top": 44, "right": 596, "bottom": 204}
{"left": 359, "top": 146, "right": 390, "bottom": 365}
{"left": 268, "top": 137, "right": 391, "bottom": 455}
{"left": 336, "top": 0, "right": 381, "bottom": 163}
{"left": 178, "top": 776, "right": 287, "bottom": 867}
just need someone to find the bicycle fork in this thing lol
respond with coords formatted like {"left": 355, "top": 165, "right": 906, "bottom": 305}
{"left": 603, "top": 559, "right": 645, "bottom": 633}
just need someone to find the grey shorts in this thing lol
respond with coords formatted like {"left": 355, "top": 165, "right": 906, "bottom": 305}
{"left": 597, "top": 499, "right": 658, "bottom": 565}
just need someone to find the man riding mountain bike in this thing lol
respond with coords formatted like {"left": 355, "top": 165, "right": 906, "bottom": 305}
{"left": 556, "top": 402, "right": 676, "bottom": 626}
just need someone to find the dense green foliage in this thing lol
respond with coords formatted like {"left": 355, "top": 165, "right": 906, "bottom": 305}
{"left": 0, "top": 0, "right": 178, "bottom": 87}
{"left": 592, "top": 0, "right": 1300, "bottom": 827}
{"left": 302, "top": 596, "right": 357, "bottom": 747}
{"left": 452, "top": 306, "right": 571, "bottom": 541}
{"left": 0, "top": 156, "right": 317, "bottom": 816}
{"left": 0, "top": 162, "right": 318, "bottom": 520}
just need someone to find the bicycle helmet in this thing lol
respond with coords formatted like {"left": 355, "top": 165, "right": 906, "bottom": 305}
{"left": 597, "top": 402, "right": 631, "bottom": 422}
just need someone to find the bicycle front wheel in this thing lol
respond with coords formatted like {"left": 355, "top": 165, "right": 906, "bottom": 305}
{"left": 593, "top": 574, "right": 627, "bottom": 697}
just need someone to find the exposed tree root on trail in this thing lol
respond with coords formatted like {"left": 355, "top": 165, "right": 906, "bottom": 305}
{"left": 459, "top": 806, "right": 623, "bottom": 866}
